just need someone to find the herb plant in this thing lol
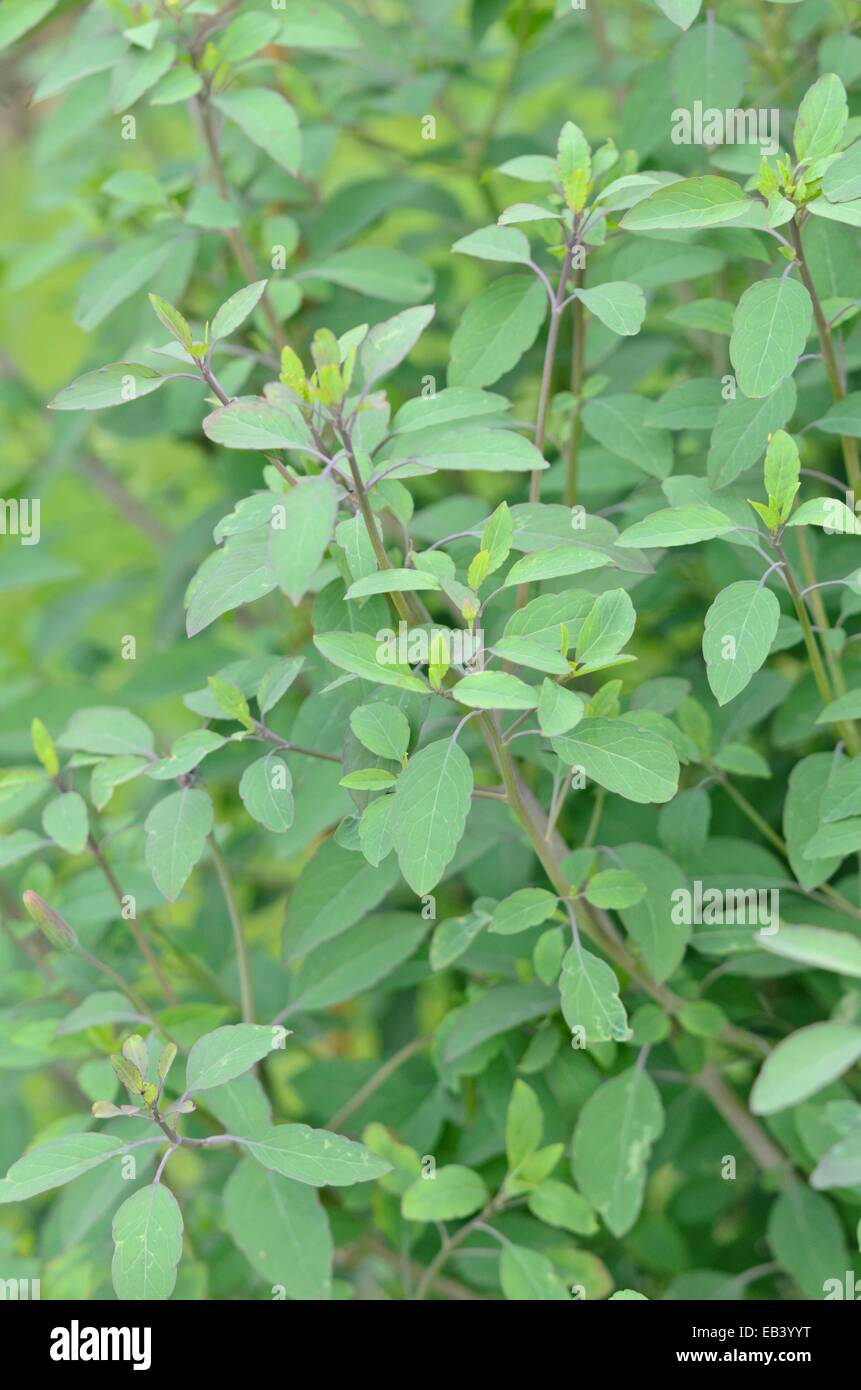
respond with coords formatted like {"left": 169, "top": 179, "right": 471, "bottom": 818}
{"left": 3, "top": 0, "right": 861, "bottom": 1303}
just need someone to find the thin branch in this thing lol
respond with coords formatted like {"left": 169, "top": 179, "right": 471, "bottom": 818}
{"left": 208, "top": 834, "right": 254, "bottom": 1024}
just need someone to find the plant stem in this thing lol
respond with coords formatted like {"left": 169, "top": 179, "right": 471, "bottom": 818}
{"left": 191, "top": 95, "right": 287, "bottom": 354}
{"left": 697, "top": 1066, "right": 791, "bottom": 1174}
{"left": 709, "top": 767, "right": 786, "bottom": 856}
{"left": 776, "top": 543, "right": 834, "bottom": 704}
{"left": 326, "top": 1037, "right": 431, "bottom": 1132}
{"left": 339, "top": 424, "right": 418, "bottom": 625}
{"left": 528, "top": 246, "right": 573, "bottom": 506}
{"left": 414, "top": 1193, "right": 506, "bottom": 1300}
{"left": 88, "top": 835, "right": 178, "bottom": 1004}
{"left": 778, "top": 543, "right": 861, "bottom": 753}
{"left": 480, "top": 714, "right": 767, "bottom": 1058}
{"left": 565, "top": 270, "right": 585, "bottom": 507}
{"left": 208, "top": 834, "right": 254, "bottom": 1024}
{"left": 77, "top": 946, "right": 162, "bottom": 1032}
{"left": 790, "top": 219, "right": 861, "bottom": 493}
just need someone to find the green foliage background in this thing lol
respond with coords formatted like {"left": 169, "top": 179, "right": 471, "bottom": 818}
{"left": 3, "top": 0, "right": 861, "bottom": 1302}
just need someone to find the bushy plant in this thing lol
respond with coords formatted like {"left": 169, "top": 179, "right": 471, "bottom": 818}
{"left": 2, "top": 0, "right": 861, "bottom": 1302}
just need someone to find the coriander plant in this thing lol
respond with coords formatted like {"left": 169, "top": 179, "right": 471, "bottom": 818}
{"left": 2, "top": 0, "right": 861, "bottom": 1304}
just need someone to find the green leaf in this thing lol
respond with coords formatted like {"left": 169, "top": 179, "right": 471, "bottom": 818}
{"left": 816, "top": 690, "right": 861, "bottom": 724}
{"left": 821, "top": 757, "right": 861, "bottom": 822}
{"left": 811, "top": 1129, "right": 861, "bottom": 1191}
{"left": 314, "top": 631, "right": 430, "bottom": 693}
{"left": 823, "top": 141, "right": 861, "bottom": 203}
{"left": 211, "top": 281, "right": 268, "bottom": 341}
{"left": 455, "top": 671, "right": 539, "bottom": 710}
{"left": 448, "top": 274, "right": 546, "bottom": 388}
{"left": 0, "top": 1134, "right": 128, "bottom": 1204}
{"left": 391, "top": 739, "right": 473, "bottom": 893}
{"left": 708, "top": 380, "right": 797, "bottom": 489}
{"left": 57, "top": 992, "right": 145, "bottom": 1036}
{"left": 499, "top": 1245, "right": 569, "bottom": 1300}
{"left": 73, "top": 233, "right": 174, "bottom": 332}
{"left": 58, "top": 706, "right": 154, "bottom": 758}
{"left": 288, "top": 911, "right": 425, "bottom": 1013}
{"left": 269, "top": 476, "right": 337, "bottom": 604}
{"left": 148, "top": 292, "right": 192, "bottom": 350}
{"left": 794, "top": 73, "right": 848, "bottom": 165}
{"left": 757, "top": 925, "right": 861, "bottom": 979}
{"left": 358, "top": 795, "right": 396, "bottom": 867}
{"left": 223, "top": 1158, "right": 332, "bottom": 1300}
{"left": 768, "top": 1184, "right": 847, "bottom": 1299}
{"left": 452, "top": 225, "right": 531, "bottom": 264}
{"left": 617, "top": 505, "right": 735, "bottom": 549}
{"left": 144, "top": 788, "right": 213, "bottom": 902}
{"left": 207, "top": 676, "right": 253, "bottom": 728}
{"left": 491, "top": 888, "right": 558, "bottom": 936}
{"left": 282, "top": 837, "right": 400, "bottom": 962}
{"left": 730, "top": 278, "right": 812, "bottom": 399}
{"left": 277, "top": 0, "right": 360, "bottom": 49}
{"left": 815, "top": 392, "right": 861, "bottom": 438}
{"left": 503, "top": 546, "right": 611, "bottom": 587}
{"left": 202, "top": 398, "right": 313, "bottom": 452}
{"left": 496, "top": 154, "right": 557, "bottom": 182}
{"left": 506, "top": 1079, "right": 543, "bottom": 1171}
{"left": 552, "top": 718, "right": 680, "bottom": 804}
{"left": 186, "top": 531, "right": 278, "bottom": 637}
{"left": 359, "top": 305, "right": 435, "bottom": 387}
{"left": 392, "top": 386, "right": 508, "bottom": 435}
{"left": 402, "top": 1165, "right": 488, "bottom": 1220}
{"left": 645, "top": 379, "right": 722, "bottom": 430}
{"left": 311, "top": 248, "right": 433, "bottom": 304}
{"left": 527, "top": 1180, "right": 597, "bottom": 1236}
{"left": 349, "top": 703, "right": 411, "bottom": 762}
{"left": 49, "top": 363, "right": 170, "bottom": 411}
{"left": 560, "top": 945, "right": 631, "bottom": 1043}
{"left": 345, "top": 569, "right": 441, "bottom": 599}
{"left": 615, "top": 844, "right": 690, "bottom": 982}
{"left": 0, "top": 0, "right": 59, "bottom": 51}
{"left": 241, "top": 1125, "right": 391, "bottom": 1187}
{"left": 584, "top": 869, "right": 646, "bottom": 909}
{"left": 257, "top": 656, "right": 304, "bottom": 715}
{"left": 763, "top": 429, "right": 800, "bottom": 521}
{"left": 805, "top": 818, "right": 861, "bottom": 860}
{"left": 185, "top": 1024, "right": 278, "bottom": 1094}
{"left": 212, "top": 88, "right": 301, "bottom": 175}
{"left": 786, "top": 496, "right": 861, "bottom": 535}
{"left": 574, "top": 282, "right": 645, "bottom": 337}
{"left": 537, "top": 680, "right": 585, "bottom": 736}
{"left": 807, "top": 196, "right": 861, "bottom": 228}
{"left": 574, "top": 590, "right": 635, "bottom": 669}
{"left": 622, "top": 176, "right": 752, "bottom": 231}
{"left": 672, "top": 22, "right": 748, "bottom": 112}
{"left": 239, "top": 755, "right": 295, "bottom": 833}
{"left": 703, "top": 581, "right": 781, "bottom": 704}
{"left": 784, "top": 753, "right": 843, "bottom": 889}
{"left": 571, "top": 1067, "right": 664, "bottom": 1236}
{"left": 381, "top": 425, "right": 545, "bottom": 476}
{"left": 111, "top": 1184, "right": 183, "bottom": 1301}
{"left": 42, "top": 792, "right": 88, "bottom": 855}
{"left": 581, "top": 395, "right": 673, "bottom": 478}
{"left": 654, "top": 0, "right": 701, "bottom": 28}
{"left": 147, "top": 730, "right": 226, "bottom": 781}
{"left": 442, "top": 981, "right": 558, "bottom": 1061}
{"left": 750, "top": 1022, "right": 861, "bottom": 1114}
